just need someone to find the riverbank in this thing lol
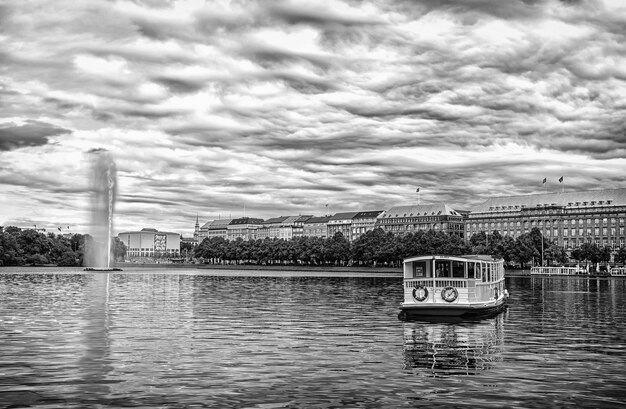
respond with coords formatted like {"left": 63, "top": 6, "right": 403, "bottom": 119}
{"left": 112, "top": 262, "right": 403, "bottom": 274}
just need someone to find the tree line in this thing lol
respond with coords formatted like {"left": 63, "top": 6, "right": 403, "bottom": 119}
{"left": 3, "top": 224, "right": 625, "bottom": 269}
{"left": 0, "top": 226, "right": 127, "bottom": 266}
{"left": 193, "top": 227, "right": 626, "bottom": 269}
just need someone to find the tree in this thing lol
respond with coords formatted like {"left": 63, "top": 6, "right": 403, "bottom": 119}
{"left": 512, "top": 234, "right": 539, "bottom": 268}
{"left": 615, "top": 248, "right": 626, "bottom": 265}
{"left": 112, "top": 237, "right": 127, "bottom": 262}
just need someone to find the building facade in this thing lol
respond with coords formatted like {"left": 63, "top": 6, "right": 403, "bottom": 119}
{"left": 303, "top": 216, "right": 330, "bottom": 238}
{"left": 351, "top": 210, "right": 385, "bottom": 241}
{"left": 206, "top": 218, "right": 232, "bottom": 240}
{"left": 327, "top": 212, "right": 359, "bottom": 240}
{"left": 466, "top": 189, "right": 626, "bottom": 251}
{"left": 376, "top": 204, "right": 465, "bottom": 238}
{"left": 226, "top": 217, "right": 264, "bottom": 241}
{"left": 118, "top": 228, "right": 180, "bottom": 259}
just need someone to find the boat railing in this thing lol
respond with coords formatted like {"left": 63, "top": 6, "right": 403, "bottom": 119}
{"left": 404, "top": 279, "right": 468, "bottom": 289}
{"left": 530, "top": 266, "right": 586, "bottom": 275}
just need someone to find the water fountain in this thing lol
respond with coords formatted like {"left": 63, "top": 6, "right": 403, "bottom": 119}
{"left": 84, "top": 149, "right": 122, "bottom": 271}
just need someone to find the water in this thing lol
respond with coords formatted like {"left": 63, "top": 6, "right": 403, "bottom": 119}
{"left": 1, "top": 268, "right": 625, "bottom": 408}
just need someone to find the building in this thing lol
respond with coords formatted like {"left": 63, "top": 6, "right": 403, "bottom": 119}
{"left": 226, "top": 217, "right": 264, "bottom": 241}
{"left": 292, "top": 215, "right": 313, "bottom": 239}
{"left": 466, "top": 189, "right": 626, "bottom": 251}
{"left": 118, "top": 228, "right": 180, "bottom": 259}
{"left": 376, "top": 204, "right": 465, "bottom": 238}
{"left": 257, "top": 216, "right": 289, "bottom": 240}
{"left": 206, "top": 218, "right": 232, "bottom": 240}
{"left": 351, "top": 210, "right": 385, "bottom": 241}
{"left": 257, "top": 215, "right": 312, "bottom": 240}
{"left": 303, "top": 216, "right": 330, "bottom": 238}
{"left": 327, "top": 212, "right": 359, "bottom": 240}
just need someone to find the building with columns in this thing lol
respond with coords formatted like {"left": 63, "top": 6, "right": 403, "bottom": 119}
{"left": 376, "top": 204, "right": 465, "bottom": 238}
{"left": 466, "top": 189, "right": 626, "bottom": 251}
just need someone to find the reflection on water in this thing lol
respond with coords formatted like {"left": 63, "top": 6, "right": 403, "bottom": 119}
{"left": 1, "top": 268, "right": 626, "bottom": 408}
{"left": 403, "top": 313, "right": 505, "bottom": 376}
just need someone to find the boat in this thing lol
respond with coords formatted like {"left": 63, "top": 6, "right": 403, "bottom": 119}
{"left": 608, "top": 267, "right": 626, "bottom": 277}
{"left": 530, "top": 266, "right": 587, "bottom": 276}
{"left": 83, "top": 267, "right": 123, "bottom": 271}
{"left": 398, "top": 255, "right": 509, "bottom": 320}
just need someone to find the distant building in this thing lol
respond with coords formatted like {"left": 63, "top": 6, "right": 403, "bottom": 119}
{"left": 327, "top": 212, "right": 359, "bottom": 240}
{"left": 257, "top": 215, "right": 312, "bottom": 240}
{"left": 118, "top": 228, "right": 180, "bottom": 259}
{"left": 292, "top": 215, "right": 313, "bottom": 239}
{"left": 376, "top": 204, "right": 465, "bottom": 238}
{"left": 227, "top": 217, "right": 264, "bottom": 241}
{"left": 206, "top": 218, "right": 232, "bottom": 240}
{"left": 257, "top": 216, "right": 289, "bottom": 240}
{"left": 351, "top": 210, "right": 385, "bottom": 241}
{"left": 193, "top": 215, "right": 200, "bottom": 243}
{"left": 303, "top": 216, "right": 330, "bottom": 238}
{"left": 467, "top": 189, "right": 626, "bottom": 251}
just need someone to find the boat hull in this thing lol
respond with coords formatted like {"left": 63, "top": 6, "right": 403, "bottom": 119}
{"left": 399, "top": 296, "right": 508, "bottom": 320}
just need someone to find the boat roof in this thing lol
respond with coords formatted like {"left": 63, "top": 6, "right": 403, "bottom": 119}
{"left": 403, "top": 254, "right": 503, "bottom": 263}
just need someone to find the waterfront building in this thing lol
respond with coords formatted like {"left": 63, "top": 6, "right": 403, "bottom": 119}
{"left": 205, "top": 218, "right": 232, "bottom": 240}
{"left": 327, "top": 212, "right": 359, "bottom": 240}
{"left": 180, "top": 236, "right": 197, "bottom": 247}
{"left": 292, "top": 215, "right": 313, "bottom": 239}
{"left": 118, "top": 228, "right": 180, "bottom": 259}
{"left": 303, "top": 216, "right": 330, "bottom": 238}
{"left": 376, "top": 204, "right": 465, "bottom": 238}
{"left": 257, "top": 216, "right": 289, "bottom": 240}
{"left": 351, "top": 210, "right": 385, "bottom": 241}
{"left": 226, "top": 217, "right": 264, "bottom": 241}
{"left": 466, "top": 189, "right": 626, "bottom": 251}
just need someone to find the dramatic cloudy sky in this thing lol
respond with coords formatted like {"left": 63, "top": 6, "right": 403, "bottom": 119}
{"left": 1, "top": 0, "right": 625, "bottom": 236}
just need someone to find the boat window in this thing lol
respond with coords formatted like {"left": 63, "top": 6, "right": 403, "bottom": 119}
{"left": 480, "top": 263, "right": 486, "bottom": 282}
{"left": 452, "top": 261, "right": 465, "bottom": 278}
{"left": 435, "top": 260, "right": 451, "bottom": 278}
{"left": 413, "top": 261, "right": 427, "bottom": 278}
{"left": 467, "top": 262, "right": 475, "bottom": 279}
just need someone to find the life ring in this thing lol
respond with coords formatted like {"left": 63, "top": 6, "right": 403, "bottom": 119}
{"left": 441, "top": 286, "right": 458, "bottom": 303}
{"left": 412, "top": 286, "right": 428, "bottom": 302}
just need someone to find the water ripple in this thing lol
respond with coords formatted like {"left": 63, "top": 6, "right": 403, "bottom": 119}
{"left": 1, "top": 269, "right": 625, "bottom": 407}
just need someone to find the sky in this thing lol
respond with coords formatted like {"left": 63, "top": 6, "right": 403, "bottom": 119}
{"left": 1, "top": 0, "right": 625, "bottom": 237}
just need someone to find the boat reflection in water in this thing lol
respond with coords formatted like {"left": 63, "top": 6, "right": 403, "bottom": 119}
{"left": 403, "top": 311, "right": 506, "bottom": 376}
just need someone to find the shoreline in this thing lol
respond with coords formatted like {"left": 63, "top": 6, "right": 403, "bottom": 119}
{"left": 112, "top": 262, "right": 403, "bottom": 274}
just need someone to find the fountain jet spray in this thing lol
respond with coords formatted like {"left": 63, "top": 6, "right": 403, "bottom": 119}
{"left": 85, "top": 149, "right": 117, "bottom": 268}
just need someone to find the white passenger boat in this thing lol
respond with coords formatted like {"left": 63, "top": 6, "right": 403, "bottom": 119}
{"left": 398, "top": 255, "right": 509, "bottom": 320}
{"left": 608, "top": 267, "right": 626, "bottom": 277}
{"left": 530, "top": 266, "right": 587, "bottom": 276}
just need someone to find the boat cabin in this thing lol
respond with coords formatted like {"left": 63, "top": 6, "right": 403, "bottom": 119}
{"left": 402, "top": 255, "right": 505, "bottom": 305}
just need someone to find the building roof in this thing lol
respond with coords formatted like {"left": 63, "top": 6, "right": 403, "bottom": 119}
{"left": 354, "top": 210, "right": 385, "bottom": 219}
{"left": 262, "top": 216, "right": 290, "bottom": 225}
{"left": 470, "top": 188, "right": 626, "bottom": 213}
{"left": 295, "top": 215, "right": 313, "bottom": 223}
{"left": 305, "top": 216, "right": 330, "bottom": 224}
{"left": 381, "top": 204, "right": 462, "bottom": 218}
{"left": 206, "top": 219, "right": 232, "bottom": 229}
{"left": 328, "top": 212, "right": 359, "bottom": 221}
{"left": 229, "top": 217, "right": 264, "bottom": 225}
{"left": 118, "top": 229, "right": 180, "bottom": 236}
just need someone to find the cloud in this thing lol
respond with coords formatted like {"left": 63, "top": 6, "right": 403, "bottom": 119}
{"left": 0, "top": 121, "right": 72, "bottom": 151}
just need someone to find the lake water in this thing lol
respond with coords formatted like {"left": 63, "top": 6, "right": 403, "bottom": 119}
{"left": 1, "top": 267, "right": 625, "bottom": 408}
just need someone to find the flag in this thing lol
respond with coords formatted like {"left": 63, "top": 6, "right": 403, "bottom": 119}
{"left": 416, "top": 187, "right": 420, "bottom": 193}
{"left": 559, "top": 176, "right": 563, "bottom": 183}
{"left": 542, "top": 178, "right": 546, "bottom": 184}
